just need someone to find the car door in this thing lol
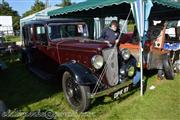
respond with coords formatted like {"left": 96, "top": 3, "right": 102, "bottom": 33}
{"left": 34, "top": 24, "right": 58, "bottom": 73}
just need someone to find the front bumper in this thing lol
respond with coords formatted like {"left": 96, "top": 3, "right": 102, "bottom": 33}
{"left": 89, "top": 80, "right": 132, "bottom": 99}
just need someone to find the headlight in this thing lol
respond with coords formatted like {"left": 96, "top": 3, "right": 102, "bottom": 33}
{"left": 91, "top": 55, "right": 104, "bottom": 69}
{"left": 128, "top": 66, "right": 135, "bottom": 77}
{"left": 121, "top": 48, "right": 130, "bottom": 60}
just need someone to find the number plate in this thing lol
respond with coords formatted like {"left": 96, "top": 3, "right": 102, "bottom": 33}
{"left": 113, "top": 86, "right": 129, "bottom": 99}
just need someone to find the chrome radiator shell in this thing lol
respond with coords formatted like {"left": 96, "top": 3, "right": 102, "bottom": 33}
{"left": 102, "top": 47, "right": 119, "bottom": 86}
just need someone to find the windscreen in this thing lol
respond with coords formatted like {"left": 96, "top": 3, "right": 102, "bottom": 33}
{"left": 48, "top": 23, "right": 88, "bottom": 40}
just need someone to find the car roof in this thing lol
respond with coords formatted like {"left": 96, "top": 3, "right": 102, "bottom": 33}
{"left": 24, "top": 18, "right": 85, "bottom": 25}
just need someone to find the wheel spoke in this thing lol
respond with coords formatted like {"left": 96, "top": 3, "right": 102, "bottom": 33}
{"left": 65, "top": 75, "right": 82, "bottom": 107}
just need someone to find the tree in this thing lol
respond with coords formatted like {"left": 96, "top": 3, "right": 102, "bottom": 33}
{"left": 56, "top": 0, "right": 72, "bottom": 7}
{"left": 0, "top": 2, "right": 20, "bottom": 31}
{"left": 22, "top": 0, "right": 45, "bottom": 17}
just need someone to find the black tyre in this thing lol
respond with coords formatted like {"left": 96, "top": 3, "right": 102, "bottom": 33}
{"left": 62, "top": 71, "right": 91, "bottom": 112}
{"left": 163, "top": 55, "right": 175, "bottom": 80}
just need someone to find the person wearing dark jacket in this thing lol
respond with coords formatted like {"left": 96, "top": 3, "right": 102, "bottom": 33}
{"left": 99, "top": 20, "right": 120, "bottom": 44}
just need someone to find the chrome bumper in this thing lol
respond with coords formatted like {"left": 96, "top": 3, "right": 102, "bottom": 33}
{"left": 89, "top": 80, "right": 132, "bottom": 99}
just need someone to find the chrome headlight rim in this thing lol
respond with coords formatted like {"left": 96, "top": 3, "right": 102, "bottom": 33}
{"left": 121, "top": 48, "right": 131, "bottom": 61}
{"left": 91, "top": 55, "right": 104, "bottom": 70}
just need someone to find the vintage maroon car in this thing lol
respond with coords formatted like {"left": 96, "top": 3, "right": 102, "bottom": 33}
{"left": 21, "top": 19, "right": 139, "bottom": 112}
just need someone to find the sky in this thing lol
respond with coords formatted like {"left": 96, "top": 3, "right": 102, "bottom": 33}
{"left": 4, "top": 0, "right": 86, "bottom": 16}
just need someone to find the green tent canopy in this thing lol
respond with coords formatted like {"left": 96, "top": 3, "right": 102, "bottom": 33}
{"left": 48, "top": 0, "right": 133, "bottom": 16}
{"left": 48, "top": 0, "right": 180, "bottom": 20}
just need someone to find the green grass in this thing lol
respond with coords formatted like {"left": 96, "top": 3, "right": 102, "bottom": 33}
{"left": 0, "top": 54, "right": 180, "bottom": 120}
{"left": 4, "top": 35, "right": 20, "bottom": 43}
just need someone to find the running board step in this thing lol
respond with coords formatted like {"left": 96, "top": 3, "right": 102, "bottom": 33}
{"left": 28, "top": 66, "right": 56, "bottom": 81}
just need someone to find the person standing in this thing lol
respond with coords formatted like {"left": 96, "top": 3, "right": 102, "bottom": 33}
{"left": 99, "top": 20, "right": 120, "bottom": 44}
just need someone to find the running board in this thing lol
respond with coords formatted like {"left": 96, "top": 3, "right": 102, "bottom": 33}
{"left": 28, "top": 66, "right": 56, "bottom": 81}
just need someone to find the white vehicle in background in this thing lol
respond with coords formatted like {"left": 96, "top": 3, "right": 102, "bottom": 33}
{"left": 0, "top": 16, "right": 14, "bottom": 36}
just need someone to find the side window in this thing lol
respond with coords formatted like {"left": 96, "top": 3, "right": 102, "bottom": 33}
{"left": 36, "top": 26, "right": 45, "bottom": 35}
{"left": 48, "top": 25, "right": 61, "bottom": 39}
{"left": 35, "top": 25, "right": 47, "bottom": 43}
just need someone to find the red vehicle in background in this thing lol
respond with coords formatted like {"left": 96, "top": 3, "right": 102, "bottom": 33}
{"left": 119, "top": 21, "right": 175, "bottom": 80}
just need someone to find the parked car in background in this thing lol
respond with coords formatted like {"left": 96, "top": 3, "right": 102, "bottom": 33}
{"left": 164, "top": 20, "right": 180, "bottom": 72}
{"left": 119, "top": 21, "right": 175, "bottom": 80}
{"left": 0, "top": 34, "right": 21, "bottom": 55}
{"left": 21, "top": 19, "right": 139, "bottom": 112}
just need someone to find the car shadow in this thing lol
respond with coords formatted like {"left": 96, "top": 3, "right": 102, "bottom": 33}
{"left": 143, "top": 69, "right": 158, "bottom": 94}
{"left": 0, "top": 60, "right": 60, "bottom": 111}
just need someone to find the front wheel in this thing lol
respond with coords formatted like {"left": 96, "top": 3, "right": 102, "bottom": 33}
{"left": 62, "top": 71, "right": 91, "bottom": 112}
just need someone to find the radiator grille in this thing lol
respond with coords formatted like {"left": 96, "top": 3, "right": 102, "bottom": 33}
{"left": 102, "top": 47, "right": 119, "bottom": 86}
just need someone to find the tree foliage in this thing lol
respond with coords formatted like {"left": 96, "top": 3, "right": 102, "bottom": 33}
{"left": 56, "top": 0, "right": 72, "bottom": 7}
{"left": 0, "top": 2, "right": 20, "bottom": 31}
{"left": 22, "top": 0, "right": 45, "bottom": 18}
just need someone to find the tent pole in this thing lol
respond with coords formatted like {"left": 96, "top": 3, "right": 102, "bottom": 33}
{"left": 140, "top": 39, "right": 144, "bottom": 96}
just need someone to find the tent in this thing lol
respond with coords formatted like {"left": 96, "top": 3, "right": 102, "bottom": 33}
{"left": 20, "top": 6, "right": 61, "bottom": 41}
{"left": 48, "top": 0, "right": 180, "bottom": 20}
{"left": 48, "top": 0, "right": 180, "bottom": 44}
{"left": 20, "top": 6, "right": 61, "bottom": 24}
{"left": 48, "top": 0, "right": 180, "bottom": 95}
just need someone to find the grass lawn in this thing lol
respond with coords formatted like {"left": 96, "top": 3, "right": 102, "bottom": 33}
{"left": 0, "top": 54, "right": 180, "bottom": 120}
{"left": 4, "top": 36, "right": 20, "bottom": 43}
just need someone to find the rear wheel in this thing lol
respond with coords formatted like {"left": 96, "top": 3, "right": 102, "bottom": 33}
{"left": 163, "top": 55, "right": 175, "bottom": 80}
{"left": 62, "top": 71, "right": 91, "bottom": 112}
